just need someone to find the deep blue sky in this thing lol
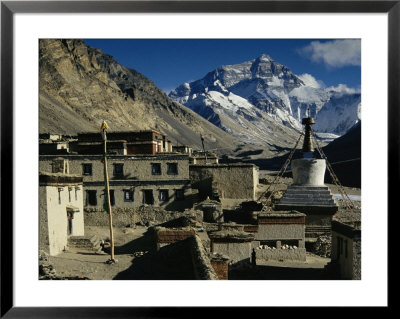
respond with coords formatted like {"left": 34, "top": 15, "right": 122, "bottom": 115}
{"left": 83, "top": 39, "right": 361, "bottom": 94}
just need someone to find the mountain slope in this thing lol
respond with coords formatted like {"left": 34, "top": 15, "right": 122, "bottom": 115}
{"left": 39, "top": 39, "right": 240, "bottom": 153}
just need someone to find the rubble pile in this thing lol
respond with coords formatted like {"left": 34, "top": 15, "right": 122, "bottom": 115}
{"left": 132, "top": 250, "right": 149, "bottom": 257}
{"left": 256, "top": 244, "right": 298, "bottom": 250}
{"left": 257, "top": 245, "right": 276, "bottom": 250}
{"left": 312, "top": 235, "right": 332, "bottom": 258}
{"left": 39, "top": 252, "right": 90, "bottom": 280}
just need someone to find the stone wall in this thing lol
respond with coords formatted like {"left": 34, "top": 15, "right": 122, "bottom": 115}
{"left": 39, "top": 187, "right": 50, "bottom": 255}
{"left": 81, "top": 183, "right": 192, "bottom": 211}
{"left": 212, "top": 241, "right": 252, "bottom": 264}
{"left": 255, "top": 224, "right": 305, "bottom": 241}
{"left": 155, "top": 227, "right": 196, "bottom": 250}
{"left": 83, "top": 206, "right": 202, "bottom": 228}
{"left": 190, "top": 164, "right": 258, "bottom": 200}
{"left": 40, "top": 154, "right": 190, "bottom": 182}
{"left": 40, "top": 155, "right": 193, "bottom": 211}
{"left": 256, "top": 247, "right": 306, "bottom": 262}
{"left": 210, "top": 257, "right": 229, "bottom": 280}
{"left": 331, "top": 230, "right": 360, "bottom": 279}
{"left": 189, "top": 235, "right": 219, "bottom": 280}
{"left": 352, "top": 239, "right": 361, "bottom": 280}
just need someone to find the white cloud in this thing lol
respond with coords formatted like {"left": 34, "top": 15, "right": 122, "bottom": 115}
{"left": 327, "top": 83, "right": 360, "bottom": 95}
{"left": 300, "top": 39, "right": 361, "bottom": 68}
{"left": 298, "top": 73, "right": 325, "bottom": 88}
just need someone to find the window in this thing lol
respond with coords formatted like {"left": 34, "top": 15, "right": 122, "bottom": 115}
{"left": 82, "top": 163, "right": 92, "bottom": 176}
{"left": 151, "top": 163, "right": 161, "bottom": 175}
{"left": 109, "top": 190, "right": 115, "bottom": 206}
{"left": 345, "top": 240, "right": 348, "bottom": 258}
{"left": 86, "top": 190, "right": 97, "bottom": 206}
{"left": 68, "top": 187, "right": 72, "bottom": 202}
{"left": 159, "top": 189, "right": 169, "bottom": 202}
{"left": 113, "top": 163, "right": 124, "bottom": 178}
{"left": 143, "top": 190, "right": 154, "bottom": 204}
{"left": 175, "top": 189, "right": 185, "bottom": 201}
{"left": 58, "top": 188, "right": 63, "bottom": 205}
{"left": 124, "top": 189, "right": 134, "bottom": 202}
{"left": 103, "top": 189, "right": 115, "bottom": 206}
{"left": 167, "top": 163, "right": 178, "bottom": 175}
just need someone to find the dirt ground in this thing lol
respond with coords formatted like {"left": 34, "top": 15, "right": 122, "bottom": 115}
{"left": 45, "top": 225, "right": 331, "bottom": 280}
{"left": 46, "top": 226, "right": 152, "bottom": 280}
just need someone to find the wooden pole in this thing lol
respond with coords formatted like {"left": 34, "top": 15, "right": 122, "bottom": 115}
{"left": 103, "top": 131, "right": 115, "bottom": 261}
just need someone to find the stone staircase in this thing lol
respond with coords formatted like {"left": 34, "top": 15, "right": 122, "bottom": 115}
{"left": 68, "top": 235, "right": 103, "bottom": 253}
{"left": 274, "top": 185, "right": 339, "bottom": 213}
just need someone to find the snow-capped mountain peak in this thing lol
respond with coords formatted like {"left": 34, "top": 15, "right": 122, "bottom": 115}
{"left": 169, "top": 54, "right": 360, "bottom": 145}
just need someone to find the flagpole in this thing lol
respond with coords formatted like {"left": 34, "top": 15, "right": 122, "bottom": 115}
{"left": 101, "top": 121, "right": 115, "bottom": 263}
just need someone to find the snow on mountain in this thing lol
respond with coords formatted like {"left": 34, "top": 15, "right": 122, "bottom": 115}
{"left": 313, "top": 90, "right": 361, "bottom": 135}
{"left": 169, "top": 54, "right": 360, "bottom": 145}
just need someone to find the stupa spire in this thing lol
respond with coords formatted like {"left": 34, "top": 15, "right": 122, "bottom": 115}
{"left": 301, "top": 107, "right": 315, "bottom": 158}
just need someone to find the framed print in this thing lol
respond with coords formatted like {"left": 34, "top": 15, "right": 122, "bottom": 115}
{"left": 1, "top": 0, "right": 396, "bottom": 316}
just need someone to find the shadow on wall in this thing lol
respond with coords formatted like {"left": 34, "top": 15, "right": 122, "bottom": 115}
{"left": 163, "top": 184, "right": 195, "bottom": 211}
{"left": 113, "top": 238, "right": 196, "bottom": 280}
{"left": 190, "top": 177, "right": 213, "bottom": 201}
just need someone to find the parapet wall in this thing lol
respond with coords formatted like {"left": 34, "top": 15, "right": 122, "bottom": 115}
{"left": 210, "top": 258, "right": 229, "bottom": 280}
{"left": 155, "top": 227, "right": 196, "bottom": 250}
{"left": 256, "top": 247, "right": 306, "bottom": 261}
{"left": 189, "top": 235, "right": 219, "bottom": 280}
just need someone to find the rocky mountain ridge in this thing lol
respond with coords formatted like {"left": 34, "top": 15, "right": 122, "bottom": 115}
{"left": 39, "top": 39, "right": 241, "bottom": 154}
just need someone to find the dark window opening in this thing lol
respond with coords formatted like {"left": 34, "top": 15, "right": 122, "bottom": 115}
{"left": 259, "top": 240, "right": 277, "bottom": 248}
{"left": 151, "top": 163, "right": 161, "bottom": 175}
{"left": 143, "top": 190, "right": 154, "bottom": 204}
{"left": 110, "top": 190, "right": 115, "bottom": 206}
{"left": 175, "top": 189, "right": 184, "bottom": 201}
{"left": 159, "top": 189, "right": 169, "bottom": 202}
{"left": 113, "top": 164, "right": 124, "bottom": 178}
{"left": 167, "top": 163, "right": 178, "bottom": 175}
{"left": 280, "top": 240, "right": 299, "bottom": 248}
{"left": 86, "top": 190, "right": 97, "bottom": 206}
{"left": 82, "top": 163, "right": 92, "bottom": 176}
{"left": 124, "top": 189, "right": 134, "bottom": 202}
{"left": 103, "top": 189, "right": 116, "bottom": 206}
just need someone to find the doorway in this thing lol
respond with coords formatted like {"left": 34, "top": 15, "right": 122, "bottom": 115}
{"left": 67, "top": 211, "right": 73, "bottom": 235}
{"left": 143, "top": 190, "right": 154, "bottom": 205}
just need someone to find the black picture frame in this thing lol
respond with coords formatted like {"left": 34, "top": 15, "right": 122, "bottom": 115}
{"left": 1, "top": 0, "right": 395, "bottom": 317}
